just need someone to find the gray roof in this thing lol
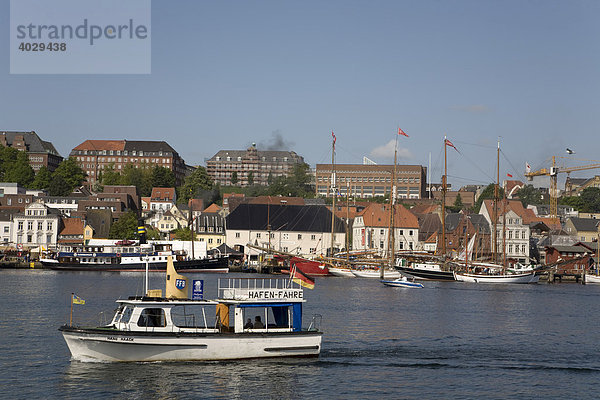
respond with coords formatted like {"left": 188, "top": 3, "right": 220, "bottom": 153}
{"left": 227, "top": 204, "right": 345, "bottom": 233}
{"left": 123, "top": 140, "right": 178, "bottom": 155}
{"left": 568, "top": 217, "right": 600, "bottom": 232}
{"left": 209, "top": 149, "right": 303, "bottom": 161}
{"left": 547, "top": 244, "right": 591, "bottom": 253}
{"left": 568, "top": 178, "right": 589, "bottom": 186}
{"left": 0, "top": 131, "right": 61, "bottom": 156}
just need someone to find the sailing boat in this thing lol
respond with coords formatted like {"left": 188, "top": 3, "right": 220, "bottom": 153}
{"left": 394, "top": 136, "right": 456, "bottom": 281}
{"left": 454, "top": 139, "right": 538, "bottom": 284}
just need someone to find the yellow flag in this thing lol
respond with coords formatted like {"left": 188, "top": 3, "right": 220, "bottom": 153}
{"left": 72, "top": 294, "right": 85, "bottom": 305}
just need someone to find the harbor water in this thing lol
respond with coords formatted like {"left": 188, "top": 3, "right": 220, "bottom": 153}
{"left": 2, "top": 269, "right": 600, "bottom": 399}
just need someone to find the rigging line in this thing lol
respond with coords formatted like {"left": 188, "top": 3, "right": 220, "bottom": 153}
{"left": 451, "top": 139, "right": 496, "bottom": 149}
{"left": 446, "top": 174, "right": 494, "bottom": 185}
{"left": 499, "top": 149, "right": 523, "bottom": 179}
{"left": 454, "top": 149, "right": 496, "bottom": 182}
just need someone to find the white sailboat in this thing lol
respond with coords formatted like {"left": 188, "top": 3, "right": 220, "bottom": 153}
{"left": 454, "top": 139, "right": 537, "bottom": 284}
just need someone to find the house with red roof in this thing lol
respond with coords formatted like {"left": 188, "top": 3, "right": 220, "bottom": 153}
{"left": 352, "top": 203, "right": 419, "bottom": 254}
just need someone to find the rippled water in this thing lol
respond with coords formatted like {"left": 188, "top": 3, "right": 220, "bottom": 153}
{"left": 2, "top": 269, "right": 600, "bottom": 399}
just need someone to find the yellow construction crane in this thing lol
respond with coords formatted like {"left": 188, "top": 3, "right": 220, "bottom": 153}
{"left": 525, "top": 156, "right": 600, "bottom": 219}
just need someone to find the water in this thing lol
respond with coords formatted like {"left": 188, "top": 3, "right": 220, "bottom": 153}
{"left": 2, "top": 269, "right": 600, "bottom": 399}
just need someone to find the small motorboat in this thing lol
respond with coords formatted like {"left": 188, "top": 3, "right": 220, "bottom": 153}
{"left": 381, "top": 276, "right": 424, "bottom": 288}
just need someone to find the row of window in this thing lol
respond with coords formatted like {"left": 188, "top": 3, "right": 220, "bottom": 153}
{"left": 215, "top": 156, "right": 290, "bottom": 162}
{"left": 318, "top": 176, "right": 419, "bottom": 183}
{"left": 17, "top": 221, "right": 53, "bottom": 231}
{"left": 496, "top": 230, "right": 528, "bottom": 239}
{"left": 76, "top": 150, "right": 171, "bottom": 157}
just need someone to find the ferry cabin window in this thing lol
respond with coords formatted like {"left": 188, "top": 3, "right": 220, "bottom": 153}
{"left": 138, "top": 308, "right": 167, "bottom": 327}
{"left": 115, "top": 305, "right": 133, "bottom": 324}
{"left": 171, "top": 305, "right": 211, "bottom": 328}
{"left": 243, "top": 306, "right": 291, "bottom": 329}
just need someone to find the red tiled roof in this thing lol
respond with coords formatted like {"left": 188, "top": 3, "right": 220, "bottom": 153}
{"left": 151, "top": 187, "right": 175, "bottom": 201}
{"left": 72, "top": 140, "right": 125, "bottom": 151}
{"left": 248, "top": 196, "right": 305, "bottom": 206}
{"left": 188, "top": 198, "right": 204, "bottom": 211}
{"left": 358, "top": 203, "right": 419, "bottom": 228}
{"left": 483, "top": 199, "right": 561, "bottom": 229}
{"left": 203, "top": 203, "right": 222, "bottom": 213}
{"left": 59, "top": 218, "right": 84, "bottom": 236}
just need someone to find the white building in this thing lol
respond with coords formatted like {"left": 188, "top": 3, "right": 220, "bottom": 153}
{"left": 226, "top": 204, "right": 346, "bottom": 263}
{"left": 479, "top": 199, "right": 530, "bottom": 263}
{"left": 352, "top": 203, "right": 419, "bottom": 255}
{"left": 12, "top": 200, "right": 61, "bottom": 249}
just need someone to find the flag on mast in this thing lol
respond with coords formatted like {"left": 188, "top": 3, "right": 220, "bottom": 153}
{"left": 445, "top": 138, "right": 458, "bottom": 152}
{"left": 290, "top": 264, "right": 315, "bottom": 289}
{"left": 507, "top": 173, "right": 513, "bottom": 178}
{"left": 332, "top": 131, "right": 336, "bottom": 149}
{"left": 525, "top": 162, "right": 531, "bottom": 173}
{"left": 398, "top": 128, "right": 409, "bottom": 137}
{"left": 72, "top": 294, "right": 85, "bottom": 305}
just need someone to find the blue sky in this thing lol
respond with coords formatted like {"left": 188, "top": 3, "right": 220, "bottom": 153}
{"left": 1, "top": 0, "right": 599, "bottom": 189}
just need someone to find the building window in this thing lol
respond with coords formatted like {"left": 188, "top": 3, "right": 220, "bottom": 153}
{"left": 311, "top": 234, "right": 316, "bottom": 240}
{"left": 298, "top": 234, "right": 302, "bottom": 240}
{"left": 18, "top": 222, "right": 23, "bottom": 230}
{"left": 235, "top": 232, "right": 240, "bottom": 238}
{"left": 208, "top": 238, "right": 213, "bottom": 244}
{"left": 27, "top": 221, "right": 33, "bottom": 230}
{"left": 38, "top": 222, "right": 43, "bottom": 230}
{"left": 47, "top": 222, "right": 52, "bottom": 230}
{"left": 256, "top": 233, "right": 261, "bottom": 238}
{"left": 3, "top": 226, "right": 8, "bottom": 233}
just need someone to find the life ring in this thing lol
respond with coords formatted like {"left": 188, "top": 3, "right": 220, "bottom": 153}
{"left": 117, "top": 253, "right": 121, "bottom": 257}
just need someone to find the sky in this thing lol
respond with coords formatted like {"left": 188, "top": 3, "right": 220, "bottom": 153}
{"left": 1, "top": 0, "right": 599, "bottom": 189}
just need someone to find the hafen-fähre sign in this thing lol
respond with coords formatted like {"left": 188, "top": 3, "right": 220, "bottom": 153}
{"left": 223, "top": 288, "right": 303, "bottom": 300}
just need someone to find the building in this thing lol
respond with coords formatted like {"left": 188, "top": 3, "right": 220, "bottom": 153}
{"left": 12, "top": 200, "right": 62, "bottom": 249}
{"left": 564, "top": 217, "right": 600, "bottom": 242}
{"left": 352, "top": 203, "right": 419, "bottom": 254}
{"left": 315, "top": 164, "right": 427, "bottom": 199}
{"left": 226, "top": 204, "right": 346, "bottom": 260}
{"left": 70, "top": 140, "right": 187, "bottom": 186}
{"left": 206, "top": 144, "right": 305, "bottom": 187}
{"left": 479, "top": 199, "right": 531, "bottom": 263}
{"left": 195, "top": 203, "right": 226, "bottom": 250}
{"left": 564, "top": 176, "right": 600, "bottom": 196}
{"left": 0, "top": 131, "right": 63, "bottom": 172}
{"left": 149, "top": 187, "right": 176, "bottom": 212}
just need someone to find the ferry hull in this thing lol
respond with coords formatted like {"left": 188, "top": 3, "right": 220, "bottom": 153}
{"left": 61, "top": 328, "right": 322, "bottom": 362}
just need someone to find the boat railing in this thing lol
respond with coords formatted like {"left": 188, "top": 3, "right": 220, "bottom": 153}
{"left": 218, "top": 278, "right": 301, "bottom": 299}
{"left": 307, "top": 314, "right": 322, "bottom": 332}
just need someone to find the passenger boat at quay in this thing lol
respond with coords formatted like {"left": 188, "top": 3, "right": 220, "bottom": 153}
{"left": 59, "top": 258, "right": 322, "bottom": 362}
{"left": 40, "top": 240, "right": 229, "bottom": 273}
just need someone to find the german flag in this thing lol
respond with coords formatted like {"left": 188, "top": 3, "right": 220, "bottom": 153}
{"left": 291, "top": 264, "right": 315, "bottom": 289}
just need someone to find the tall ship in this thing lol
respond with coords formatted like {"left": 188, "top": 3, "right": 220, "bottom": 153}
{"left": 41, "top": 239, "right": 229, "bottom": 273}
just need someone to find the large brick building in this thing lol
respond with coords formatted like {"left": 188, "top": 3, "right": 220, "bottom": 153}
{"left": 315, "top": 164, "right": 427, "bottom": 199}
{"left": 206, "top": 144, "right": 304, "bottom": 187}
{"left": 70, "top": 140, "right": 187, "bottom": 186}
{"left": 0, "top": 131, "right": 63, "bottom": 172}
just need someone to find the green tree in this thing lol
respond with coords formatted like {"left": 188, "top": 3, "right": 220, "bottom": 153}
{"left": 0, "top": 147, "right": 35, "bottom": 187}
{"left": 247, "top": 171, "right": 254, "bottom": 186}
{"left": 108, "top": 211, "right": 139, "bottom": 239}
{"left": 54, "top": 157, "right": 87, "bottom": 193}
{"left": 121, "top": 164, "right": 152, "bottom": 196}
{"left": 145, "top": 226, "right": 162, "bottom": 240}
{"left": 231, "top": 171, "right": 238, "bottom": 185}
{"left": 448, "top": 193, "right": 464, "bottom": 212}
{"left": 179, "top": 166, "right": 213, "bottom": 203}
{"left": 31, "top": 166, "right": 53, "bottom": 190}
{"left": 47, "top": 174, "right": 72, "bottom": 196}
{"left": 151, "top": 166, "right": 175, "bottom": 188}
{"left": 474, "top": 183, "right": 505, "bottom": 212}
{"left": 172, "top": 227, "right": 193, "bottom": 241}
{"left": 578, "top": 187, "right": 600, "bottom": 212}
{"left": 515, "top": 184, "right": 544, "bottom": 207}
{"left": 101, "top": 163, "right": 122, "bottom": 186}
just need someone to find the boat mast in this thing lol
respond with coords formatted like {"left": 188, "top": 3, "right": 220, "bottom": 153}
{"left": 346, "top": 183, "right": 350, "bottom": 267}
{"left": 385, "top": 131, "right": 398, "bottom": 279}
{"left": 441, "top": 136, "right": 447, "bottom": 258}
{"left": 492, "top": 138, "right": 499, "bottom": 263}
{"left": 502, "top": 184, "right": 507, "bottom": 273}
{"left": 330, "top": 132, "right": 336, "bottom": 257}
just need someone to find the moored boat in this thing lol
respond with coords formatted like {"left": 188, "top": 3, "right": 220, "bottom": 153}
{"left": 395, "top": 261, "right": 456, "bottom": 281}
{"left": 352, "top": 268, "right": 401, "bottom": 279}
{"left": 381, "top": 276, "right": 424, "bottom": 288}
{"left": 328, "top": 266, "right": 355, "bottom": 277}
{"left": 454, "top": 270, "right": 539, "bottom": 284}
{"left": 59, "top": 257, "right": 322, "bottom": 362}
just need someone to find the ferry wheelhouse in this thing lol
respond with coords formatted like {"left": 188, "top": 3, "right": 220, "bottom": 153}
{"left": 59, "top": 265, "right": 322, "bottom": 362}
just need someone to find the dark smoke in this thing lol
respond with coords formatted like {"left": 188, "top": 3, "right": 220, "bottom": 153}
{"left": 258, "top": 130, "right": 295, "bottom": 151}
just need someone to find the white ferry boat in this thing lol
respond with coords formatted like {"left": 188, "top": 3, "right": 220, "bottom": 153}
{"left": 59, "top": 258, "right": 322, "bottom": 362}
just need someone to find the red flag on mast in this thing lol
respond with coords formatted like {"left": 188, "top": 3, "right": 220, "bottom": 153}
{"left": 332, "top": 131, "right": 336, "bottom": 148}
{"left": 398, "top": 128, "right": 409, "bottom": 137}
{"left": 445, "top": 139, "right": 458, "bottom": 152}
{"left": 507, "top": 173, "right": 513, "bottom": 178}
